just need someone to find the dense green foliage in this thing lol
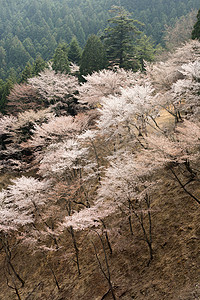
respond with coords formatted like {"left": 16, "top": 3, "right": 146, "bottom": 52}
{"left": 192, "top": 9, "right": 200, "bottom": 39}
{"left": 20, "top": 56, "right": 48, "bottom": 82}
{"left": 80, "top": 34, "right": 107, "bottom": 76}
{"left": 0, "top": 0, "right": 199, "bottom": 80}
{"left": 134, "top": 34, "right": 158, "bottom": 71}
{"left": 68, "top": 36, "right": 82, "bottom": 64}
{"left": 103, "top": 6, "right": 142, "bottom": 69}
{"left": 52, "top": 43, "right": 70, "bottom": 74}
{"left": 0, "top": 77, "right": 14, "bottom": 113}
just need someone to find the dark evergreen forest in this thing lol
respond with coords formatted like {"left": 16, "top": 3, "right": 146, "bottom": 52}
{"left": 0, "top": 0, "right": 199, "bottom": 81}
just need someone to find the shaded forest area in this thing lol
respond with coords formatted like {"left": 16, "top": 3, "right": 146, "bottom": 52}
{"left": 0, "top": 0, "right": 199, "bottom": 80}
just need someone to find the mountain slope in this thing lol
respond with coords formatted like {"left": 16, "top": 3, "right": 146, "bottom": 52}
{"left": 0, "top": 0, "right": 199, "bottom": 79}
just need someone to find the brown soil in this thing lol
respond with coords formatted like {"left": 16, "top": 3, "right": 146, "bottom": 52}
{"left": 0, "top": 167, "right": 199, "bottom": 300}
{"left": 0, "top": 111, "right": 199, "bottom": 300}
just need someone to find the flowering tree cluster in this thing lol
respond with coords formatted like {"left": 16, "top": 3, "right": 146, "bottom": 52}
{"left": 77, "top": 68, "right": 143, "bottom": 106}
{"left": 6, "top": 67, "right": 81, "bottom": 118}
{"left": 96, "top": 82, "right": 158, "bottom": 140}
{"left": 1, "top": 39, "right": 200, "bottom": 229}
{"left": 146, "top": 40, "right": 200, "bottom": 92}
{"left": 0, "top": 39, "right": 200, "bottom": 299}
{"left": 28, "top": 113, "right": 90, "bottom": 148}
{"left": 145, "top": 40, "right": 200, "bottom": 123}
{"left": 173, "top": 60, "right": 200, "bottom": 116}
{"left": 0, "top": 109, "right": 54, "bottom": 171}
{"left": 7, "top": 83, "right": 41, "bottom": 114}
{"left": 1, "top": 39, "right": 200, "bottom": 231}
{"left": 0, "top": 176, "right": 50, "bottom": 232}
{"left": 28, "top": 69, "right": 79, "bottom": 103}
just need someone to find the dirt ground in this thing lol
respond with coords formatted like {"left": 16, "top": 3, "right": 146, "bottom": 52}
{"left": 0, "top": 110, "right": 199, "bottom": 300}
{"left": 0, "top": 167, "right": 199, "bottom": 300}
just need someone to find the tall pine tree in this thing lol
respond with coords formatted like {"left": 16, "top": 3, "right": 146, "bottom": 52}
{"left": 134, "top": 34, "right": 156, "bottom": 71}
{"left": 20, "top": 61, "right": 33, "bottom": 83}
{"left": 33, "top": 56, "right": 48, "bottom": 76}
{"left": 68, "top": 36, "right": 82, "bottom": 64}
{"left": 52, "top": 43, "right": 70, "bottom": 74}
{"left": 103, "top": 6, "right": 142, "bottom": 69}
{"left": 192, "top": 9, "right": 200, "bottom": 40}
{"left": 80, "top": 34, "right": 107, "bottom": 76}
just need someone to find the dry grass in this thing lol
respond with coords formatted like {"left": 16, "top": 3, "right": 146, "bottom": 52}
{"left": 0, "top": 110, "right": 199, "bottom": 300}
{"left": 0, "top": 167, "right": 199, "bottom": 300}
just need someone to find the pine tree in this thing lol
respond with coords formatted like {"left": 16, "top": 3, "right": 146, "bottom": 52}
{"left": 52, "top": 43, "right": 70, "bottom": 74}
{"left": 192, "top": 9, "right": 200, "bottom": 40}
{"left": 8, "top": 36, "right": 31, "bottom": 68}
{"left": 20, "top": 61, "right": 33, "bottom": 83}
{"left": 80, "top": 34, "right": 107, "bottom": 76}
{"left": 0, "top": 77, "right": 14, "bottom": 113}
{"left": 134, "top": 35, "right": 156, "bottom": 71}
{"left": 0, "top": 46, "right": 6, "bottom": 67}
{"left": 33, "top": 56, "right": 48, "bottom": 76}
{"left": 68, "top": 36, "right": 82, "bottom": 64}
{"left": 103, "top": 6, "right": 142, "bottom": 69}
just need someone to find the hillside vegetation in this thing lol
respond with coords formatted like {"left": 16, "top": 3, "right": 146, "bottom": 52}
{"left": 0, "top": 0, "right": 199, "bottom": 79}
{"left": 0, "top": 38, "right": 200, "bottom": 299}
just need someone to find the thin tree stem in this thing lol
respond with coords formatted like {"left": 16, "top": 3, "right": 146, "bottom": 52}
{"left": 170, "top": 168, "right": 200, "bottom": 205}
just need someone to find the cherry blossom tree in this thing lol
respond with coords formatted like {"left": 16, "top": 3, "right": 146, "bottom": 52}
{"left": 160, "top": 60, "right": 200, "bottom": 121}
{"left": 93, "top": 150, "right": 156, "bottom": 265}
{"left": 169, "top": 40, "right": 200, "bottom": 64}
{"left": 0, "top": 175, "right": 62, "bottom": 282}
{"left": 28, "top": 113, "right": 90, "bottom": 149}
{"left": 61, "top": 198, "right": 116, "bottom": 231}
{"left": 0, "top": 176, "right": 50, "bottom": 299}
{"left": 0, "top": 176, "right": 50, "bottom": 230}
{"left": 146, "top": 40, "right": 200, "bottom": 93}
{"left": 0, "top": 115, "right": 17, "bottom": 137}
{"left": 146, "top": 60, "right": 184, "bottom": 92}
{"left": 96, "top": 82, "right": 158, "bottom": 150}
{"left": 0, "top": 109, "right": 54, "bottom": 171}
{"left": 137, "top": 120, "right": 200, "bottom": 205}
{"left": 145, "top": 40, "right": 200, "bottom": 124}
{"left": 38, "top": 139, "right": 88, "bottom": 179}
{"left": 28, "top": 69, "right": 79, "bottom": 103}
{"left": 77, "top": 68, "right": 142, "bottom": 106}
{"left": 7, "top": 83, "right": 42, "bottom": 114}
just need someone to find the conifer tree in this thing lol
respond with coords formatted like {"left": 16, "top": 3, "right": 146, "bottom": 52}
{"left": 134, "top": 34, "right": 156, "bottom": 71}
{"left": 52, "top": 43, "right": 70, "bottom": 74}
{"left": 192, "top": 9, "right": 200, "bottom": 40}
{"left": 80, "top": 34, "right": 107, "bottom": 76}
{"left": 0, "top": 78, "right": 14, "bottom": 113}
{"left": 20, "top": 61, "right": 33, "bottom": 83}
{"left": 103, "top": 6, "right": 142, "bottom": 69}
{"left": 33, "top": 56, "right": 48, "bottom": 76}
{"left": 20, "top": 57, "right": 48, "bottom": 83}
{"left": 68, "top": 36, "right": 82, "bottom": 64}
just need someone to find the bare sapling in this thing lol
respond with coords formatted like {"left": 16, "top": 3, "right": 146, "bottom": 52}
{"left": 0, "top": 235, "right": 24, "bottom": 300}
{"left": 132, "top": 194, "right": 153, "bottom": 266}
{"left": 91, "top": 230, "right": 117, "bottom": 300}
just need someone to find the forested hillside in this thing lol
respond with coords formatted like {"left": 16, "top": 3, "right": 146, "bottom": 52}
{"left": 0, "top": 39, "right": 200, "bottom": 300}
{"left": 0, "top": 0, "right": 199, "bottom": 80}
{"left": 0, "top": 0, "right": 200, "bottom": 298}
